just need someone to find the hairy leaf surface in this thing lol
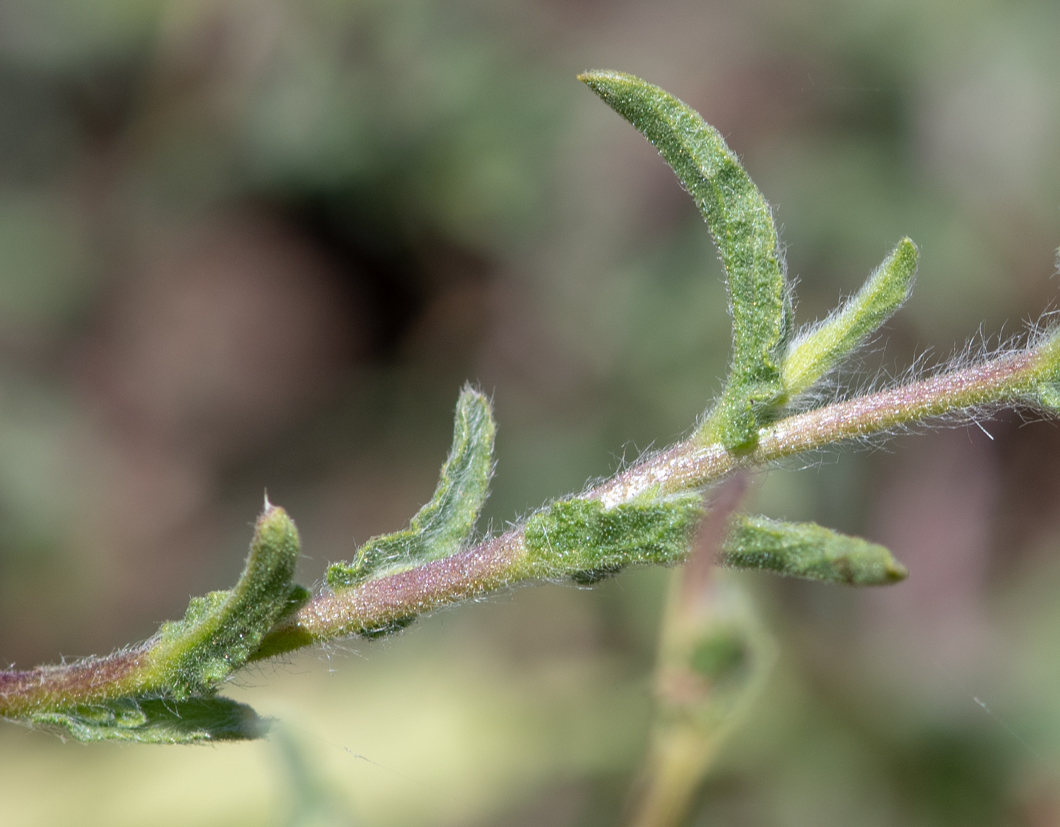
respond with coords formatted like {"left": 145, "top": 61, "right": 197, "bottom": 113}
{"left": 580, "top": 70, "right": 791, "bottom": 451}
{"left": 327, "top": 386, "right": 495, "bottom": 588}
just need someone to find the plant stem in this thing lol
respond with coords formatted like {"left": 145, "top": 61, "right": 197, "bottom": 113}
{"left": 595, "top": 348, "right": 1050, "bottom": 504}
{"left": 260, "top": 344, "right": 1052, "bottom": 655}
{"left": 0, "top": 649, "right": 148, "bottom": 718}
{"left": 253, "top": 532, "right": 529, "bottom": 658}
{"left": 1, "top": 342, "right": 1054, "bottom": 712}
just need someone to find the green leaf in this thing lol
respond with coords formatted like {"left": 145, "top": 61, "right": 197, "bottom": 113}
{"left": 580, "top": 70, "right": 792, "bottom": 452}
{"left": 1039, "top": 383, "right": 1060, "bottom": 410}
{"left": 719, "top": 514, "right": 907, "bottom": 585}
{"left": 1030, "top": 326, "right": 1060, "bottom": 405}
{"left": 327, "top": 385, "right": 496, "bottom": 588}
{"left": 522, "top": 494, "right": 703, "bottom": 580}
{"left": 144, "top": 503, "right": 305, "bottom": 697}
{"left": 32, "top": 697, "right": 265, "bottom": 744}
{"left": 782, "top": 238, "right": 918, "bottom": 397}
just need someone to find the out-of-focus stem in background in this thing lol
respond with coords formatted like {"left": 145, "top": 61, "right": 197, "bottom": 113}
{"left": 627, "top": 476, "right": 775, "bottom": 827}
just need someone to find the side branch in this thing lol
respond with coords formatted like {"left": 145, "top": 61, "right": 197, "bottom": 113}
{"left": 757, "top": 350, "right": 1044, "bottom": 461}
{"left": 265, "top": 345, "right": 1056, "bottom": 652}
{"left": 2, "top": 342, "right": 1055, "bottom": 715}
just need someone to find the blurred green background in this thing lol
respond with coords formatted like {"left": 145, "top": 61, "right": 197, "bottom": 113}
{"left": 2, "top": 0, "right": 1060, "bottom": 824}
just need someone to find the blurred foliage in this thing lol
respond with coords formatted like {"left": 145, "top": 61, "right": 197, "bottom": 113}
{"left": 1, "top": 0, "right": 1060, "bottom": 824}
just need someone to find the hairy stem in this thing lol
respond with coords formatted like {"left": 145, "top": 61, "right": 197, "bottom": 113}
{"left": 253, "top": 533, "right": 528, "bottom": 658}
{"left": 1, "top": 341, "right": 1054, "bottom": 711}
{"left": 0, "top": 649, "right": 149, "bottom": 718}
{"left": 594, "top": 347, "right": 1051, "bottom": 504}
{"left": 260, "top": 343, "right": 1054, "bottom": 655}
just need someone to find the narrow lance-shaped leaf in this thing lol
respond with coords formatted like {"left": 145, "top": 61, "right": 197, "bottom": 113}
{"left": 719, "top": 514, "right": 907, "bottom": 586}
{"left": 782, "top": 238, "right": 918, "bottom": 398}
{"left": 143, "top": 502, "right": 306, "bottom": 697}
{"left": 32, "top": 697, "right": 265, "bottom": 744}
{"left": 580, "top": 70, "right": 792, "bottom": 452}
{"left": 327, "top": 385, "right": 496, "bottom": 588}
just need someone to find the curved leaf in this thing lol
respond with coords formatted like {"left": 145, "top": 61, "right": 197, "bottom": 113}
{"left": 580, "top": 70, "right": 792, "bottom": 451}
{"left": 327, "top": 385, "right": 496, "bottom": 588}
{"left": 145, "top": 503, "right": 305, "bottom": 697}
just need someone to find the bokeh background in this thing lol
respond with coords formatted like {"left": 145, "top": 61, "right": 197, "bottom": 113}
{"left": 2, "top": 1, "right": 1060, "bottom": 824}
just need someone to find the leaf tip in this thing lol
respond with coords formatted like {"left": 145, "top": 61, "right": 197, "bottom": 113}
{"left": 577, "top": 69, "right": 628, "bottom": 86}
{"left": 780, "top": 236, "right": 920, "bottom": 399}
{"left": 891, "top": 236, "right": 919, "bottom": 286}
{"left": 577, "top": 70, "right": 654, "bottom": 112}
{"left": 253, "top": 502, "right": 300, "bottom": 566}
{"left": 885, "top": 558, "right": 909, "bottom": 583}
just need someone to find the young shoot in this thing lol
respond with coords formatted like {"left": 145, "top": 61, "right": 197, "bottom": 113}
{"left": 2, "top": 71, "right": 1059, "bottom": 751}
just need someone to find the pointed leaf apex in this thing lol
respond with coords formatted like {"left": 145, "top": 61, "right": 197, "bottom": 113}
{"left": 885, "top": 559, "right": 909, "bottom": 582}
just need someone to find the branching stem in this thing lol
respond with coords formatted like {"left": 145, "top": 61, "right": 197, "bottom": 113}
{"left": 259, "top": 342, "right": 1055, "bottom": 656}
{"left": 1, "top": 336, "right": 1054, "bottom": 719}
